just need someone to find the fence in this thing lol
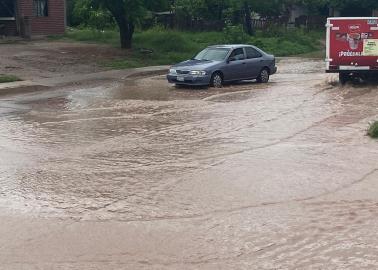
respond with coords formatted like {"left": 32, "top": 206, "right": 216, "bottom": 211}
{"left": 150, "top": 14, "right": 325, "bottom": 32}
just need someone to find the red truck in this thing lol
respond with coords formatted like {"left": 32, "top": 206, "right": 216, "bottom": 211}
{"left": 326, "top": 17, "right": 378, "bottom": 84}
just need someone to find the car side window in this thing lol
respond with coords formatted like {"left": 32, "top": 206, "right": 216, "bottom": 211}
{"left": 229, "top": 48, "right": 245, "bottom": 61}
{"left": 245, "top": 47, "right": 262, "bottom": 59}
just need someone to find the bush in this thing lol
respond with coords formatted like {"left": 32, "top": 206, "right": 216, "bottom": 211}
{"left": 368, "top": 121, "right": 378, "bottom": 138}
{"left": 64, "top": 28, "right": 119, "bottom": 45}
{"left": 254, "top": 27, "right": 322, "bottom": 56}
{"left": 223, "top": 24, "right": 249, "bottom": 44}
{"left": 134, "top": 28, "right": 194, "bottom": 52}
{"left": 0, "top": 75, "right": 21, "bottom": 83}
{"left": 71, "top": 0, "right": 115, "bottom": 30}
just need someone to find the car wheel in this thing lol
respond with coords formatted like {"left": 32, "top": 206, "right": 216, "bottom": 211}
{"left": 339, "top": 73, "right": 349, "bottom": 85}
{"left": 257, "top": 68, "right": 270, "bottom": 83}
{"left": 211, "top": 72, "right": 223, "bottom": 88}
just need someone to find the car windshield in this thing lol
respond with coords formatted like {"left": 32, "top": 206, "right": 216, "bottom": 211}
{"left": 194, "top": 48, "right": 230, "bottom": 61}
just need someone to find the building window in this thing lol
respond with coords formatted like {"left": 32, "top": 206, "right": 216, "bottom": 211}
{"left": 0, "top": 0, "right": 15, "bottom": 18}
{"left": 33, "top": 0, "right": 48, "bottom": 17}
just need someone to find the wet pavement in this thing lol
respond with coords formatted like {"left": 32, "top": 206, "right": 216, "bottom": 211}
{"left": 1, "top": 58, "right": 378, "bottom": 269}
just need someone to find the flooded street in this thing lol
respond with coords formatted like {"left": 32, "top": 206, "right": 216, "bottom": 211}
{"left": 1, "top": 58, "right": 378, "bottom": 269}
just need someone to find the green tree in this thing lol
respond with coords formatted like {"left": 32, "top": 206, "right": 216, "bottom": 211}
{"left": 92, "top": 0, "right": 170, "bottom": 49}
{"left": 72, "top": 0, "right": 114, "bottom": 30}
{"left": 175, "top": 0, "right": 230, "bottom": 20}
{"left": 327, "top": 0, "right": 378, "bottom": 9}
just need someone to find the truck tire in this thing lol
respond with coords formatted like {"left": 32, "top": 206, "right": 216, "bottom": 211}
{"left": 339, "top": 73, "right": 349, "bottom": 85}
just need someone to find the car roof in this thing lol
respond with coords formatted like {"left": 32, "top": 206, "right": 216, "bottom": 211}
{"left": 208, "top": 44, "right": 255, "bottom": 49}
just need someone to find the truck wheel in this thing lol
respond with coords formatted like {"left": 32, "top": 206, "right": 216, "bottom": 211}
{"left": 257, "top": 69, "right": 270, "bottom": 83}
{"left": 339, "top": 73, "right": 349, "bottom": 85}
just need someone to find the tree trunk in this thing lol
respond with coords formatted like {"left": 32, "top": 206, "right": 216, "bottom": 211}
{"left": 118, "top": 18, "right": 134, "bottom": 49}
{"left": 104, "top": 1, "right": 134, "bottom": 49}
{"left": 244, "top": 1, "right": 254, "bottom": 35}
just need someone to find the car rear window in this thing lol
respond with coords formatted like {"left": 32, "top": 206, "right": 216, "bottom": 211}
{"left": 245, "top": 47, "right": 262, "bottom": 59}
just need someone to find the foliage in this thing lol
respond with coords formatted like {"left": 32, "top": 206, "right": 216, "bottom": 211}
{"left": 67, "top": 0, "right": 378, "bottom": 48}
{"left": 0, "top": 75, "right": 21, "bottom": 83}
{"left": 223, "top": 24, "right": 249, "bottom": 43}
{"left": 134, "top": 27, "right": 194, "bottom": 52}
{"left": 326, "top": 0, "right": 378, "bottom": 9}
{"left": 368, "top": 121, "right": 378, "bottom": 138}
{"left": 72, "top": 0, "right": 115, "bottom": 30}
{"left": 62, "top": 27, "right": 322, "bottom": 69}
{"left": 62, "top": 28, "right": 120, "bottom": 44}
{"left": 175, "top": 0, "right": 230, "bottom": 20}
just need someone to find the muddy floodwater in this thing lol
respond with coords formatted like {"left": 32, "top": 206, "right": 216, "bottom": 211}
{"left": 1, "top": 58, "right": 378, "bottom": 269}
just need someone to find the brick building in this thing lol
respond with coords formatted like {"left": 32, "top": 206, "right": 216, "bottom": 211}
{"left": 0, "top": 0, "right": 66, "bottom": 36}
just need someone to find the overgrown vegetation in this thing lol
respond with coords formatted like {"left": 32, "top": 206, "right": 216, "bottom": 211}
{"left": 368, "top": 121, "right": 378, "bottom": 138}
{"left": 63, "top": 26, "right": 322, "bottom": 69}
{"left": 0, "top": 75, "right": 21, "bottom": 83}
{"left": 66, "top": 0, "right": 378, "bottom": 49}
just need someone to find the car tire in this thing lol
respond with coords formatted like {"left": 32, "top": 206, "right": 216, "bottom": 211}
{"left": 339, "top": 73, "right": 349, "bottom": 85}
{"left": 257, "top": 68, "right": 270, "bottom": 83}
{"left": 211, "top": 72, "right": 223, "bottom": 88}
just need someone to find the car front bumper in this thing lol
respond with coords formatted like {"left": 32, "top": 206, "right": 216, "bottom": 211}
{"left": 270, "top": 66, "right": 278, "bottom": 75}
{"left": 167, "top": 74, "right": 211, "bottom": 86}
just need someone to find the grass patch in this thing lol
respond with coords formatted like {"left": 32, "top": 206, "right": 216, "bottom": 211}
{"left": 61, "top": 27, "right": 323, "bottom": 69}
{"left": 368, "top": 121, "right": 378, "bottom": 138}
{"left": 62, "top": 28, "right": 120, "bottom": 46}
{"left": 0, "top": 75, "right": 21, "bottom": 83}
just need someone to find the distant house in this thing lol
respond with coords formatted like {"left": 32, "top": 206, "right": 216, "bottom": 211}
{"left": 329, "top": 6, "right": 377, "bottom": 17}
{"left": 287, "top": 5, "right": 307, "bottom": 26}
{"left": 0, "top": 0, "right": 66, "bottom": 37}
{"left": 287, "top": 4, "right": 378, "bottom": 29}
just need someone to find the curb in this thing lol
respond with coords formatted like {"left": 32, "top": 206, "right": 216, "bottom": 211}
{"left": 0, "top": 84, "right": 49, "bottom": 96}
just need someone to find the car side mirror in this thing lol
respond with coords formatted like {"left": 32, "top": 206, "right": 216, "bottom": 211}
{"left": 227, "top": 56, "right": 236, "bottom": 63}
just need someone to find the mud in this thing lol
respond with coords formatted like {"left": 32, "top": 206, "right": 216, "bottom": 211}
{"left": 0, "top": 41, "right": 128, "bottom": 80}
{"left": 0, "top": 58, "right": 378, "bottom": 269}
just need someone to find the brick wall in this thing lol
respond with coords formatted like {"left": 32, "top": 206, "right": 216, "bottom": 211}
{"left": 18, "top": 0, "right": 65, "bottom": 35}
{"left": 1, "top": 21, "right": 18, "bottom": 36}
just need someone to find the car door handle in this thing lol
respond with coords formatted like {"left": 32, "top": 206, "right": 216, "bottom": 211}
{"left": 242, "top": 62, "right": 246, "bottom": 64}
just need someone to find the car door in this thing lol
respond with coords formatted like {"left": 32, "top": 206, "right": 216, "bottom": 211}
{"left": 223, "top": 48, "right": 248, "bottom": 81}
{"left": 244, "top": 47, "right": 264, "bottom": 79}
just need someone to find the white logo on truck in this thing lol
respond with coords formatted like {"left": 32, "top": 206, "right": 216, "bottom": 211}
{"left": 339, "top": 51, "right": 362, "bottom": 57}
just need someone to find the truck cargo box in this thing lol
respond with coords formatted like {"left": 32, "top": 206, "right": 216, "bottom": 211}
{"left": 326, "top": 17, "right": 378, "bottom": 84}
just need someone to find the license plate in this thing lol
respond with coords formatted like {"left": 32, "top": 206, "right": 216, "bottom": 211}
{"left": 177, "top": 76, "right": 185, "bottom": 82}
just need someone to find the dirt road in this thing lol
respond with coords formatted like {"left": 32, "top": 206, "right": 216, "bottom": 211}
{"left": 0, "top": 58, "right": 378, "bottom": 269}
{"left": 0, "top": 40, "right": 128, "bottom": 80}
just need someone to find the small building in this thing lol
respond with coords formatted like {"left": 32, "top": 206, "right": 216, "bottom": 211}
{"left": 0, "top": 0, "right": 66, "bottom": 37}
